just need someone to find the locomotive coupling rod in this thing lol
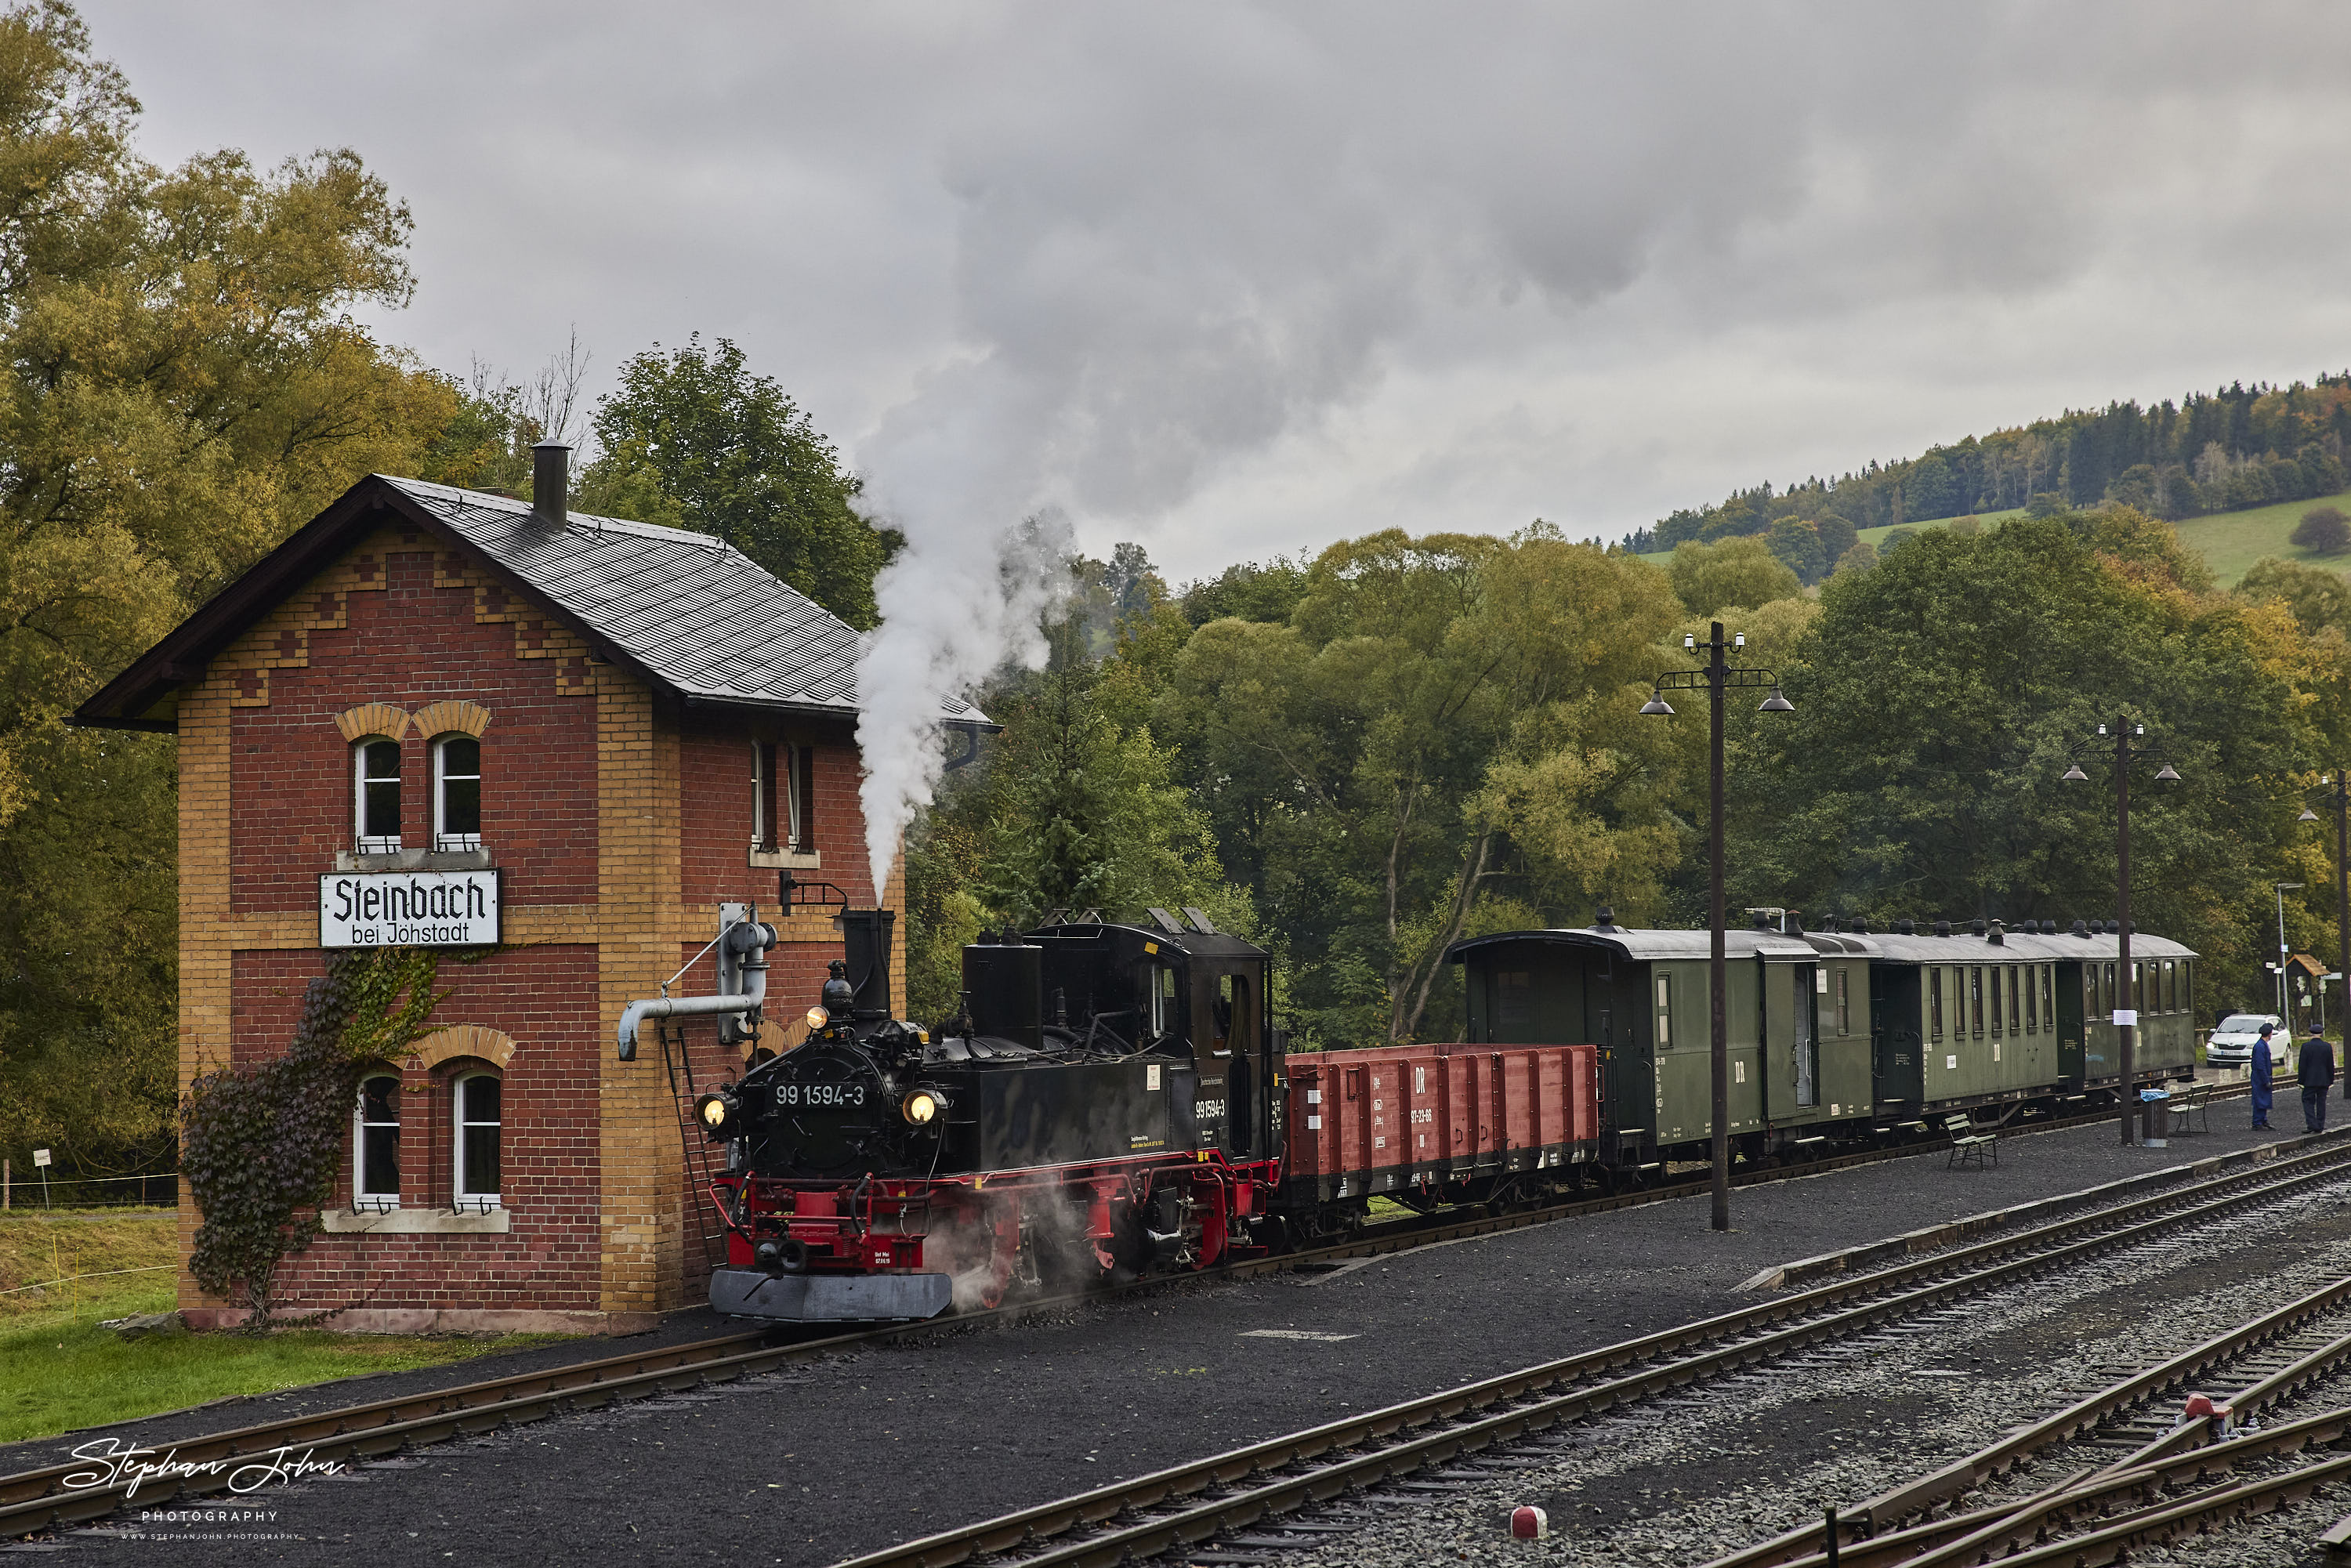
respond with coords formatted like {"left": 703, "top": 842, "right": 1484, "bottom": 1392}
{"left": 616, "top": 918, "right": 777, "bottom": 1059}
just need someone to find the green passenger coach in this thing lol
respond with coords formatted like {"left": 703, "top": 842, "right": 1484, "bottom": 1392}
{"left": 1447, "top": 912, "right": 2199, "bottom": 1182}
{"left": 1448, "top": 914, "right": 1875, "bottom": 1175}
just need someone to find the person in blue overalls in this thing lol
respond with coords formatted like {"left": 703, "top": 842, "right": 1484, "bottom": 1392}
{"left": 2251, "top": 1023, "right": 2275, "bottom": 1130}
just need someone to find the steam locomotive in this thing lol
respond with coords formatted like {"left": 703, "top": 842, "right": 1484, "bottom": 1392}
{"left": 649, "top": 905, "right": 2197, "bottom": 1325}
{"left": 691, "top": 910, "right": 1295, "bottom": 1324}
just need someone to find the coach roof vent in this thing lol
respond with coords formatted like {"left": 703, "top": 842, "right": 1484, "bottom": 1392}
{"left": 1593, "top": 905, "right": 1617, "bottom": 930}
{"left": 532, "top": 443, "right": 569, "bottom": 529}
{"left": 1933, "top": 919, "right": 1952, "bottom": 936}
{"left": 1987, "top": 919, "right": 2005, "bottom": 945}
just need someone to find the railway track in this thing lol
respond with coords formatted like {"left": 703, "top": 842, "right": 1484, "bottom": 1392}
{"left": 1705, "top": 1271, "right": 2351, "bottom": 1568}
{"left": 828, "top": 1133, "right": 2351, "bottom": 1568}
{"left": 0, "top": 1088, "right": 2261, "bottom": 1544}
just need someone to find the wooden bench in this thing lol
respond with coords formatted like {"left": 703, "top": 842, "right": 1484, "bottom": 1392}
{"left": 2164, "top": 1082, "right": 2213, "bottom": 1135}
{"left": 1943, "top": 1113, "right": 1998, "bottom": 1170}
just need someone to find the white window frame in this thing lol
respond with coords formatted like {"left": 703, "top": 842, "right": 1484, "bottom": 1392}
{"left": 453, "top": 1070, "right": 502, "bottom": 1211}
{"left": 354, "top": 738, "right": 402, "bottom": 853}
{"left": 751, "top": 741, "right": 807, "bottom": 854}
{"left": 432, "top": 733, "right": 483, "bottom": 852}
{"left": 354, "top": 1073, "right": 401, "bottom": 1211}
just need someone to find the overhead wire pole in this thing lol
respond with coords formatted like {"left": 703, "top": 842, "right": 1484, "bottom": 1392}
{"left": 2114, "top": 715, "right": 2134, "bottom": 1149}
{"left": 1640, "top": 621, "right": 1794, "bottom": 1232}
{"left": 1708, "top": 625, "right": 1728, "bottom": 1233}
{"left": 2063, "top": 718, "right": 2178, "bottom": 1148}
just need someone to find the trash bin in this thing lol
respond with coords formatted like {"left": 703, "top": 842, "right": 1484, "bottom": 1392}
{"left": 2139, "top": 1087, "right": 2171, "bottom": 1147}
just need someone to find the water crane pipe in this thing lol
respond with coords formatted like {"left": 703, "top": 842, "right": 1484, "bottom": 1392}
{"left": 616, "top": 918, "right": 777, "bottom": 1059}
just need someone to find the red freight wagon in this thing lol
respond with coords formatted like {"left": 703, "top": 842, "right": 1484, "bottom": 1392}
{"left": 1281, "top": 1041, "right": 1599, "bottom": 1218}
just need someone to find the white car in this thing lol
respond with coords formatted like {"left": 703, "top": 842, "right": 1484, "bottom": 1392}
{"left": 2207, "top": 1013, "right": 2284, "bottom": 1067}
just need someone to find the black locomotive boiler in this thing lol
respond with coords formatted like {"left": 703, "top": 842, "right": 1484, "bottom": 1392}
{"left": 691, "top": 911, "right": 1288, "bottom": 1322}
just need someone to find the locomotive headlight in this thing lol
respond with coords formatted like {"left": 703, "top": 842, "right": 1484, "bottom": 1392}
{"left": 696, "top": 1091, "right": 738, "bottom": 1130}
{"left": 902, "top": 1089, "right": 945, "bottom": 1126}
{"left": 805, "top": 1005, "right": 830, "bottom": 1031}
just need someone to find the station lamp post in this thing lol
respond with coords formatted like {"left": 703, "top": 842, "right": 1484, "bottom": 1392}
{"left": 2059, "top": 718, "right": 2179, "bottom": 1147}
{"left": 1639, "top": 621, "right": 1795, "bottom": 1233}
{"left": 2276, "top": 882, "right": 2304, "bottom": 1027}
{"left": 2296, "top": 773, "right": 2351, "bottom": 1034}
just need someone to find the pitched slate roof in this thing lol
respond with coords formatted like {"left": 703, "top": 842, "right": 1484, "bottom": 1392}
{"left": 73, "top": 473, "right": 987, "bottom": 732}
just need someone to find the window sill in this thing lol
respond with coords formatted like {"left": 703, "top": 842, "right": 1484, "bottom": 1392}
{"left": 747, "top": 846, "right": 821, "bottom": 870}
{"left": 336, "top": 847, "right": 495, "bottom": 872}
{"left": 322, "top": 1207, "right": 511, "bottom": 1234}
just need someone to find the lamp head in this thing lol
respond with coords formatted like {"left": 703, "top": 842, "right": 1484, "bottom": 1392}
{"left": 1640, "top": 691, "right": 1675, "bottom": 717}
{"left": 2061, "top": 763, "right": 2089, "bottom": 782}
{"left": 2154, "top": 763, "right": 2180, "bottom": 782}
{"left": 2302, "top": 806, "right": 2323, "bottom": 822}
{"left": 1757, "top": 686, "right": 1794, "bottom": 714}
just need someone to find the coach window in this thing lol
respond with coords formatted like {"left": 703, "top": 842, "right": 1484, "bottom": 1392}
{"left": 354, "top": 1074, "right": 400, "bottom": 1210}
{"left": 1656, "top": 973, "right": 1673, "bottom": 1047}
{"left": 1929, "top": 968, "right": 1943, "bottom": 1042}
{"left": 2026, "top": 965, "right": 2038, "bottom": 1033}
{"left": 1833, "top": 968, "right": 1849, "bottom": 1036}
{"left": 2007, "top": 967, "right": 2020, "bottom": 1035}
{"left": 454, "top": 1072, "right": 502, "bottom": 1210}
{"left": 354, "top": 739, "right": 401, "bottom": 852}
{"left": 1968, "top": 966, "right": 1983, "bottom": 1037}
{"left": 1989, "top": 967, "right": 2002, "bottom": 1036}
{"left": 433, "top": 735, "right": 482, "bottom": 850}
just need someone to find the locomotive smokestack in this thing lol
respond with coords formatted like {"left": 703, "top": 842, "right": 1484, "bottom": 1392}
{"left": 839, "top": 908, "right": 897, "bottom": 1017}
{"left": 532, "top": 442, "right": 569, "bottom": 528}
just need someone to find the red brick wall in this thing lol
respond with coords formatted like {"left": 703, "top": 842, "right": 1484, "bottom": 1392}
{"left": 226, "top": 946, "right": 603, "bottom": 1315}
{"left": 677, "top": 716, "right": 871, "bottom": 907}
{"left": 230, "top": 547, "right": 599, "bottom": 914}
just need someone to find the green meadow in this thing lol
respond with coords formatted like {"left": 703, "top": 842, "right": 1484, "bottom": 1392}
{"left": 1637, "top": 491, "right": 2351, "bottom": 588}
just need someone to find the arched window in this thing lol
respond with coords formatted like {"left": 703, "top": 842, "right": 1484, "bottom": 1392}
{"left": 354, "top": 739, "right": 402, "bottom": 851}
{"left": 354, "top": 1074, "right": 401, "bottom": 1210}
{"left": 454, "top": 1072, "right": 502, "bottom": 1210}
{"left": 433, "top": 734, "right": 482, "bottom": 850}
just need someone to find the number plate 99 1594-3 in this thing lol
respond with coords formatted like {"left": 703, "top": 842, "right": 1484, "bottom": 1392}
{"left": 776, "top": 1083, "right": 866, "bottom": 1108}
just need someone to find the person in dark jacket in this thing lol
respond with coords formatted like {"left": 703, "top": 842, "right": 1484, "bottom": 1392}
{"left": 2251, "top": 1024, "right": 2276, "bottom": 1128}
{"left": 2299, "top": 1030, "right": 2338, "bottom": 1133}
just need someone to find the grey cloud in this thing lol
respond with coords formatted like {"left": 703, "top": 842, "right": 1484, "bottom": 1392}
{"left": 72, "top": 0, "right": 2351, "bottom": 578}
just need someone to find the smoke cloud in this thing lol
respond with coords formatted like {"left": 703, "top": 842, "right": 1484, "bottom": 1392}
{"left": 857, "top": 512, "right": 1074, "bottom": 904}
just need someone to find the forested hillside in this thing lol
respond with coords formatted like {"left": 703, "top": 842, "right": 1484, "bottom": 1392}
{"left": 909, "top": 509, "right": 2351, "bottom": 1062}
{"left": 1620, "top": 376, "right": 2351, "bottom": 554}
{"left": 9, "top": 0, "right": 2351, "bottom": 1185}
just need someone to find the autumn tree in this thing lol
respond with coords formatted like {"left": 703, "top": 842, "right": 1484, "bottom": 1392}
{"left": 2292, "top": 505, "right": 2351, "bottom": 556}
{"left": 0, "top": 1, "right": 456, "bottom": 1176}
{"left": 580, "top": 335, "right": 896, "bottom": 627}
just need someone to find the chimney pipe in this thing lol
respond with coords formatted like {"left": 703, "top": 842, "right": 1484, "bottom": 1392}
{"left": 533, "top": 443, "right": 570, "bottom": 528}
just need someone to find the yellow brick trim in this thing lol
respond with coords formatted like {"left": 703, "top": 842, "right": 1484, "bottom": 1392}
{"left": 404, "top": 1024, "right": 516, "bottom": 1071}
{"left": 334, "top": 702, "right": 412, "bottom": 743}
{"left": 410, "top": 699, "right": 493, "bottom": 739}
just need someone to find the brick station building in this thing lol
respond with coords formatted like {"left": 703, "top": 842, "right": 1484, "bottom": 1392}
{"left": 75, "top": 455, "right": 968, "bottom": 1332}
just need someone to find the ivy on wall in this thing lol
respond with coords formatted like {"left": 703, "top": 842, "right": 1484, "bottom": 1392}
{"left": 180, "top": 947, "right": 447, "bottom": 1328}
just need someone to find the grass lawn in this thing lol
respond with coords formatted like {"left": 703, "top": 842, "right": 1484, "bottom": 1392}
{"left": 2168, "top": 488, "right": 2351, "bottom": 587}
{"left": 1632, "top": 489, "right": 2351, "bottom": 588}
{"left": 0, "top": 1210, "right": 574, "bottom": 1443}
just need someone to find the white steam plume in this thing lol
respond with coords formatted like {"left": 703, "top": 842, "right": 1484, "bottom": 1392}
{"left": 858, "top": 511, "right": 1075, "bottom": 904}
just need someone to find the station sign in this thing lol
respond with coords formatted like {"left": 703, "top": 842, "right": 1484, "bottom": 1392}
{"left": 319, "top": 870, "right": 501, "bottom": 948}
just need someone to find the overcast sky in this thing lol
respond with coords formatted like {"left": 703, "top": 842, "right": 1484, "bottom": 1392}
{"left": 78, "top": 2, "right": 2351, "bottom": 579}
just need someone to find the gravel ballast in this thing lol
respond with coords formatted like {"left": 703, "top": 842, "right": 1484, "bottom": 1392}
{"left": 10, "top": 1109, "right": 2335, "bottom": 1567}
